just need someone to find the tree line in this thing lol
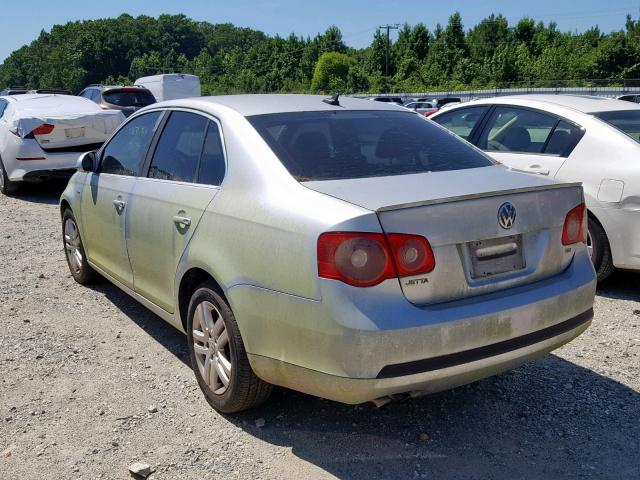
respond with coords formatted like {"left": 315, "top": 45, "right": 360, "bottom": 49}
{"left": 1, "top": 12, "right": 640, "bottom": 95}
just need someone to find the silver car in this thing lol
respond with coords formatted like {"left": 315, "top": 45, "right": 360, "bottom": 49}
{"left": 60, "top": 94, "right": 596, "bottom": 413}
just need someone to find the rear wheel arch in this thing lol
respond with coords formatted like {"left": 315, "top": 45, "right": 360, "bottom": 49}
{"left": 586, "top": 209, "right": 615, "bottom": 282}
{"left": 178, "top": 267, "right": 226, "bottom": 331}
{"left": 587, "top": 209, "right": 604, "bottom": 229}
{"left": 60, "top": 199, "right": 72, "bottom": 217}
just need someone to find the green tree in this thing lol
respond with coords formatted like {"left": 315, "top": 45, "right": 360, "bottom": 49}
{"left": 311, "top": 52, "right": 356, "bottom": 92}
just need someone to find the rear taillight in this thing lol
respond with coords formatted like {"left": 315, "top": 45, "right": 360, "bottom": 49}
{"left": 318, "top": 233, "right": 395, "bottom": 287}
{"left": 318, "top": 232, "right": 435, "bottom": 287}
{"left": 24, "top": 124, "right": 54, "bottom": 139}
{"left": 562, "top": 203, "right": 587, "bottom": 245}
{"left": 387, "top": 233, "right": 435, "bottom": 276}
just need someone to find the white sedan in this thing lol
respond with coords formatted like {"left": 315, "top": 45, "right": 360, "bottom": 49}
{"left": 0, "top": 94, "right": 125, "bottom": 195}
{"left": 431, "top": 95, "right": 640, "bottom": 281}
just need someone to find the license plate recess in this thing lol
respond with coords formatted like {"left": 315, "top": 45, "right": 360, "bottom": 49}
{"left": 468, "top": 235, "right": 525, "bottom": 279}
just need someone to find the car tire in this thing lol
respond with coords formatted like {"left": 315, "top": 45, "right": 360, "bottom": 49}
{"left": 62, "top": 209, "right": 99, "bottom": 284}
{"left": 587, "top": 216, "right": 614, "bottom": 282}
{"left": 187, "top": 282, "right": 273, "bottom": 413}
{"left": 0, "top": 157, "right": 20, "bottom": 196}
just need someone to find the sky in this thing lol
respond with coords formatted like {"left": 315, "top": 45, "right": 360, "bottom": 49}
{"left": 2, "top": 0, "right": 639, "bottom": 62}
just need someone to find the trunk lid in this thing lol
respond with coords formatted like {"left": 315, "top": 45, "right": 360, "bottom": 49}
{"left": 305, "top": 165, "right": 584, "bottom": 305}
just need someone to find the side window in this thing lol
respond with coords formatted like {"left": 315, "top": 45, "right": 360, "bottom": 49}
{"left": 101, "top": 111, "right": 162, "bottom": 176}
{"left": 148, "top": 111, "right": 208, "bottom": 182}
{"left": 0, "top": 100, "right": 8, "bottom": 118}
{"left": 544, "top": 120, "right": 583, "bottom": 156}
{"left": 198, "top": 122, "right": 226, "bottom": 186}
{"left": 478, "top": 107, "right": 558, "bottom": 153}
{"left": 432, "top": 106, "right": 489, "bottom": 140}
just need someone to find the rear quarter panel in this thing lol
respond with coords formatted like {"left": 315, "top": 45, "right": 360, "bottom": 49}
{"left": 174, "top": 107, "right": 377, "bottom": 321}
{"left": 555, "top": 117, "right": 640, "bottom": 267}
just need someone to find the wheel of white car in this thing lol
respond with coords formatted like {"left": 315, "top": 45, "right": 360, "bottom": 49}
{"left": 62, "top": 209, "right": 99, "bottom": 284}
{"left": 587, "top": 217, "right": 614, "bottom": 282}
{"left": 187, "top": 282, "right": 273, "bottom": 413}
{"left": 0, "top": 157, "right": 20, "bottom": 196}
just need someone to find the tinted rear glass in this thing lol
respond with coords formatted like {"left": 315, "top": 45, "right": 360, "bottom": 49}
{"left": 103, "top": 91, "right": 156, "bottom": 107}
{"left": 248, "top": 111, "right": 493, "bottom": 181}
{"left": 594, "top": 110, "right": 640, "bottom": 142}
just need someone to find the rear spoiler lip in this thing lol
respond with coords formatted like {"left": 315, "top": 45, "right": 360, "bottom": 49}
{"left": 376, "top": 182, "right": 583, "bottom": 213}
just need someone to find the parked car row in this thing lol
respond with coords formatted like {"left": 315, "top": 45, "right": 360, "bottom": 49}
{"left": 55, "top": 94, "right": 596, "bottom": 413}
{"left": 6, "top": 87, "right": 629, "bottom": 414}
{"left": 0, "top": 75, "right": 203, "bottom": 194}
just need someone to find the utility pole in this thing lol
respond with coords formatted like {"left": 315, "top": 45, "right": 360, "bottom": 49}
{"left": 378, "top": 24, "right": 399, "bottom": 76}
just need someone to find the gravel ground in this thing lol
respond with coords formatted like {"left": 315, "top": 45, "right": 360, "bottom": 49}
{"left": 1, "top": 183, "right": 639, "bottom": 480}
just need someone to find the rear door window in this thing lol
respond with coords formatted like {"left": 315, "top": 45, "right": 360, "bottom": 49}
{"left": 148, "top": 111, "right": 208, "bottom": 182}
{"left": 248, "top": 110, "right": 494, "bottom": 181}
{"left": 0, "top": 99, "right": 8, "bottom": 118}
{"left": 198, "top": 122, "right": 226, "bottom": 186}
{"left": 101, "top": 112, "right": 163, "bottom": 176}
{"left": 432, "top": 106, "right": 489, "bottom": 140}
{"left": 544, "top": 120, "right": 583, "bottom": 156}
{"left": 478, "top": 107, "right": 558, "bottom": 153}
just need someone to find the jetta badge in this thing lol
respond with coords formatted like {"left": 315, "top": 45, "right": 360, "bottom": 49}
{"left": 498, "top": 202, "right": 516, "bottom": 229}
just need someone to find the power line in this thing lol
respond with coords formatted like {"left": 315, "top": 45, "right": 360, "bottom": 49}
{"left": 379, "top": 24, "right": 399, "bottom": 76}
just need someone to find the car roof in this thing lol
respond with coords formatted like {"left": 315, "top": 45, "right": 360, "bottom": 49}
{"left": 4, "top": 94, "right": 99, "bottom": 111}
{"left": 152, "top": 94, "right": 407, "bottom": 116}
{"left": 0, "top": 93, "right": 42, "bottom": 102}
{"left": 463, "top": 94, "right": 640, "bottom": 114}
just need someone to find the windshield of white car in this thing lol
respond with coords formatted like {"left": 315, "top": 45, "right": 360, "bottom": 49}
{"left": 593, "top": 110, "right": 640, "bottom": 143}
{"left": 248, "top": 110, "right": 494, "bottom": 181}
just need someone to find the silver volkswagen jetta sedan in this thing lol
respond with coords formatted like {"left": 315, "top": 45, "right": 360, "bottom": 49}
{"left": 60, "top": 94, "right": 596, "bottom": 413}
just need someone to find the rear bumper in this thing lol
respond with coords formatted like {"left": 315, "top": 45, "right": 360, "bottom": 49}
{"left": 22, "top": 168, "right": 76, "bottom": 182}
{"left": 229, "top": 249, "right": 596, "bottom": 403}
{"left": 249, "top": 310, "right": 591, "bottom": 404}
{"left": 3, "top": 139, "right": 82, "bottom": 182}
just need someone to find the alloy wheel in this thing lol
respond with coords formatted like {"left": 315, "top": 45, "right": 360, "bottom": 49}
{"left": 192, "top": 301, "right": 232, "bottom": 395}
{"left": 64, "top": 217, "right": 83, "bottom": 274}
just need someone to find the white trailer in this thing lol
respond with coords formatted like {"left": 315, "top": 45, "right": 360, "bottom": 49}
{"left": 134, "top": 74, "right": 201, "bottom": 102}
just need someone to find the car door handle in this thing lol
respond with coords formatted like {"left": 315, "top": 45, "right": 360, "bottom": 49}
{"left": 525, "top": 165, "right": 550, "bottom": 176}
{"left": 173, "top": 215, "right": 191, "bottom": 227}
{"left": 113, "top": 199, "right": 126, "bottom": 214}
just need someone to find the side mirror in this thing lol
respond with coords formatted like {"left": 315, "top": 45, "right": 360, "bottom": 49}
{"left": 78, "top": 151, "right": 97, "bottom": 172}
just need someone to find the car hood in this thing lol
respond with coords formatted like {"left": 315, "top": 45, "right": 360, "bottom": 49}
{"left": 302, "top": 165, "right": 573, "bottom": 212}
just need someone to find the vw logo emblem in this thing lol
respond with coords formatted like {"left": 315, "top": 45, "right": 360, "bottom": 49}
{"left": 498, "top": 202, "right": 516, "bottom": 229}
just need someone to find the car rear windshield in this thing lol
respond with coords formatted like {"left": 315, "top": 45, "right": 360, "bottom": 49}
{"left": 103, "top": 90, "right": 156, "bottom": 107}
{"left": 248, "top": 110, "right": 494, "bottom": 181}
{"left": 594, "top": 110, "right": 640, "bottom": 142}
